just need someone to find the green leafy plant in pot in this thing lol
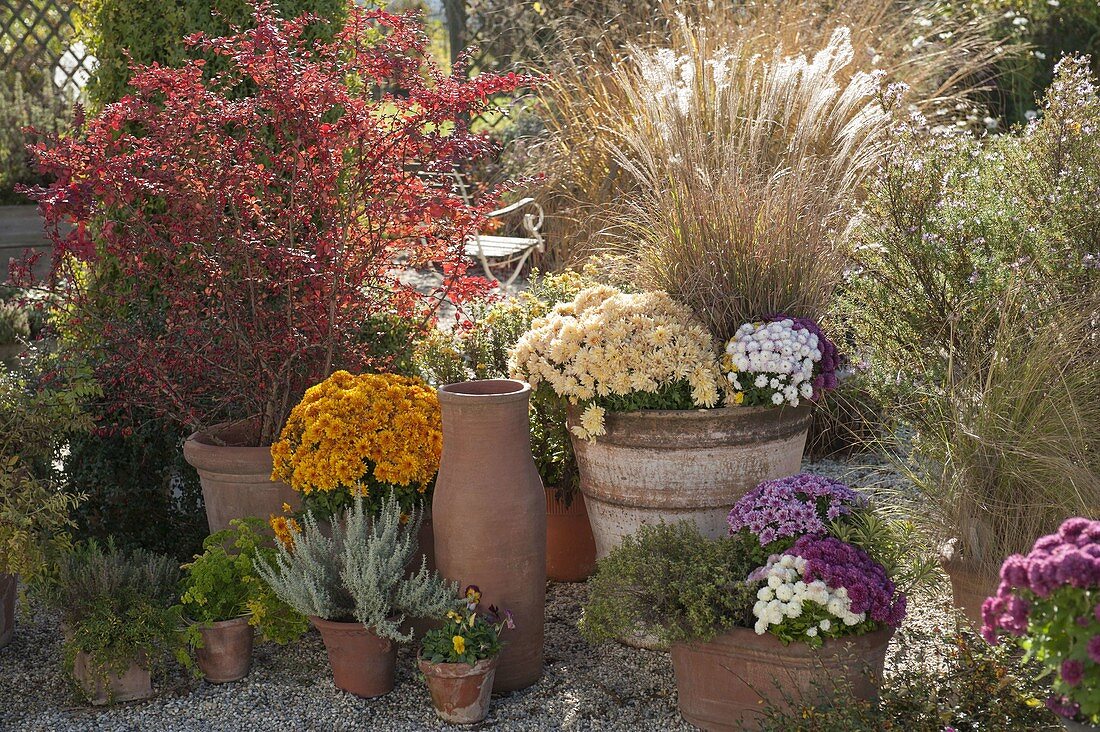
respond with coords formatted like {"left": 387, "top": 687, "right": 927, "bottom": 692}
{"left": 42, "top": 540, "right": 190, "bottom": 705}
{"left": 255, "top": 495, "right": 455, "bottom": 698}
{"left": 180, "top": 517, "right": 308, "bottom": 683}
{"left": 419, "top": 585, "right": 514, "bottom": 724}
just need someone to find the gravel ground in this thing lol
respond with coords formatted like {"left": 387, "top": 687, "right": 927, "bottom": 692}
{"left": 0, "top": 455, "right": 954, "bottom": 732}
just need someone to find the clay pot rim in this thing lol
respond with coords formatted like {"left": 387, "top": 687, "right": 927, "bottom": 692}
{"left": 194, "top": 615, "right": 253, "bottom": 631}
{"left": 184, "top": 420, "right": 270, "bottom": 452}
{"left": 308, "top": 615, "right": 397, "bottom": 634}
{"left": 675, "top": 624, "right": 896, "bottom": 656}
{"left": 570, "top": 403, "right": 812, "bottom": 421}
{"left": 438, "top": 379, "right": 530, "bottom": 404}
{"left": 417, "top": 653, "right": 500, "bottom": 678}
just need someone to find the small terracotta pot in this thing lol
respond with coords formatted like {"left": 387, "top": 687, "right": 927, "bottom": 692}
{"left": 434, "top": 379, "right": 546, "bottom": 693}
{"left": 545, "top": 488, "right": 597, "bottom": 583}
{"left": 943, "top": 559, "right": 998, "bottom": 626}
{"left": 670, "top": 625, "right": 893, "bottom": 731}
{"left": 0, "top": 573, "right": 15, "bottom": 648}
{"left": 196, "top": 617, "right": 253, "bottom": 683}
{"left": 418, "top": 654, "right": 499, "bottom": 725}
{"left": 310, "top": 616, "right": 397, "bottom": 698}
{"left": 182, "top": 421, "right": 300, "bottom": 534}
{"left": 71, "top": 651, "right": 153, "bottom": 705}
{"left": 569, "top": 405, "right": 810, "bottom": 559}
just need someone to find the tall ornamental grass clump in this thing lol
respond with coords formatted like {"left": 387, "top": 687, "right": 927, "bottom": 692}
{"left": 603, "top": 26, "right": 891, "bottom": 341}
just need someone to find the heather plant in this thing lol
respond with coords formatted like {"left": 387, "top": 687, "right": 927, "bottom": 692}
{"left": 43, "top": 540, "right": 190, "bottom": 701}
{"left": 982, "top": 518, "right": 1100, "bottom": 725}
{"left": 23, "top": 3, "right": 533, "bottom": 446}
{"left": 255, "top": 495, "right": 455, "bottom": 642}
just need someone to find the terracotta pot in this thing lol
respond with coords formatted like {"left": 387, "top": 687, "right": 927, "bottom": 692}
{"left": 0, "top": 573, "right": 15, "bottom": 648}
{"left": 569, "top": 405, "right": 810, "bottom": 558}
{"left": 671, "top": 625, "right": 893, "bottom": 731}
{"left": 310, "top": 616, "right": 397, "bottom": 698}
{"left": 182, "top": 421, "right": 300, "bottom": 534}
{"left": 943, "top": 559, "right": 998, "bottom": 626}
{"left": 545, "top": 489, "right": 597, "bottom": 583}
{"left": 434, "top": 379, "right": 546, "bottom": 693}
{"left": 196, "top": 617, "right": 253, "bottom": 683}
{"left": 418, "top": 654, "right": 499, "bottom": 724}
{"left": 71, "top": 651, "right": 152, "bottom": 705}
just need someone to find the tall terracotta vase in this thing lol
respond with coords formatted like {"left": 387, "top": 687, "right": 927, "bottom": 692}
{"left": 434, "top": 379, "right": 546, "bottom": 693}
{"left": 182, "top": 421, "right": 300, "bottom": 533}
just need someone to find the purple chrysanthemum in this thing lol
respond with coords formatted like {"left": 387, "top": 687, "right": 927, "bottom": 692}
{"left": 789, "top": 535, "right": 907, "bottom": 628}
{"left": 727, "top": 473, "right": 866, "bottom": 546}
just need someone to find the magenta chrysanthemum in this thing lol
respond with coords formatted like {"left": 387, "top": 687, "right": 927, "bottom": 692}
{"left": 789, "top": 535, "right": 907, "bottom": 628}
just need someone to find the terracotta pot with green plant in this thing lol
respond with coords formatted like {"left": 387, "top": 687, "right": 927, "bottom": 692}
{"left": 180, "top": 518, "right": 308, "bottom": 683}
{"left": 24, "top": 3, "right": 532, "bottom": 535}
{"left": 418, "top": 587, "right": 513, "bottom": 724}
{"left": 0, "top": 352, "right": 91, "bottom": 647}
{"left": 583, "top": 473, "right": 929, "bottom": 731}
{"left": 43, "top": 541, "right": 190, "bottom": 705}
{"left": 255, "top": 495, "right": 455, "bottom": 698}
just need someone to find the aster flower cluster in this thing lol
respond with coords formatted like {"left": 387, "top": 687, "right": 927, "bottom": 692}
{"left": 727, "top": 473, "right": 866, "bottom": 547}
{"left": 981, "top": 517, "right": 1100, "bottom": 724}
{"left": 720, "top": 317, "right": 839, "bottom": 408}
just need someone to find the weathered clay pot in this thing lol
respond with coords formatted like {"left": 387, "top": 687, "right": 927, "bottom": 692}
{"left": 671, "top": 625, "right": 893, "bottom": 731}
{"left": 183, "top": 421, "right": 300, "bottom": 534}
{"left": 943, "top": 559, "right": 998, "bottom": 626}
{"left": 569, "top": 405, "right": 811, "bottom": 558}
{"left": 545, "top": 488, "right": 597, "bottom": 583}
{"left": 72, "top": 651, "right": 153, "bottom": 705}
{"left": 418, "top": 655, "right": 499, "bottom": 725}
{"left": 196, "top": 617, "right": 253, "bottom": 683}
{"left": 0, "top": 573, "right": 15, "bottom": 648}
{"left": 310, "top": 616, "right": 397, "bottom": 698}
{"left": 434, "top": 379, "right": 546, "bottom": 692}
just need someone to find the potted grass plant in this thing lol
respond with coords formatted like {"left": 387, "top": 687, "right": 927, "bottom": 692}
{"left": 255, "top": 495, "right": 455, "bottom": 698}
{"left": 180, "top": 518, "right": 307, "bottom": 683}
{"left": 418, "top": 586, "right": 514, "bottom": 724}
{"left": 44, "top": 541, "right": 189, "bottom": 705}
{"left": 583, "top": 473, "right": 925, "bottom": 731}
{"left": 24, "top": 3, "right": 531, "bottom": 534}
{"left": 982, "top": 518, "right": 1100, "bottom": 730}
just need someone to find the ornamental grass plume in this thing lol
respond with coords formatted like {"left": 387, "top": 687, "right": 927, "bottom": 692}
{"left": 603, "top": 25, "right": 893, "bottom": 341}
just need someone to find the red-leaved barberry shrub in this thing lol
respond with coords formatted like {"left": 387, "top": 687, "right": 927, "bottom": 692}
{"left": 21, "top": 1, "right": 534, "bottom": 445}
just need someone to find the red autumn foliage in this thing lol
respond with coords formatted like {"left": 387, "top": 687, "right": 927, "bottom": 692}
{"left": 21, "top": 2, "right": 535, "bottom": 445}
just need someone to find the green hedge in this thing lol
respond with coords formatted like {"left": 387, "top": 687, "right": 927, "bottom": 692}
{"left": 76, "top": 0, "right": 348, "bottom": 109}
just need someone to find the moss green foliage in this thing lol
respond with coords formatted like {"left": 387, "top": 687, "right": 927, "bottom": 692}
{"left": 44, "top": 540, "right": 190, "bottom": 702}
{"left": 255, "top": 495, "right": 455, "bottom": 642}
{"left": 76, "top": 0, "right": 348, "bottom": 110}
{"left": 180, "top": 518, "right": 307, "bottom": 644}
{"left": 581, "top": 522, "right": 766, "bottom": 644}
{"left": 759, "top": 627, "right": 1058, "bottom": 731}
{"left": 0, "top": 353, "right": 94, "bottom": 583}
{"left": 421, "top": 600, "right": 505, "bottom": 665}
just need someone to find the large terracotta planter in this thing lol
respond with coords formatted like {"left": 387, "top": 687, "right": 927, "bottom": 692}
{"left": 196, "top": 617, "right": 253, "bottom": 683}
{"left": 182, "top": 421, "right": 300, "bottom": 534}
{"left": 943, "top": 559, "right": 998, "bottom": 626}
{"left": 434, "top": 379, "right": 546, "bottom": 693}
{"left": 310, "top": 616, "right": 396, "bottom": 698}
{"left": 418, "top": 655, "right": 499, "bottom": 724}
{"left": 545, "top": 489, "right": 597, "bottom": 583}
{"left": 72, "top": 651, "right": 153, "bottom": 705}
{"left": 0, "top": 573, "right": 15, "bottom": 648}
{"left": 569, "top": 405, "right": 811, "bottom": 558}
{"left": 671, "top": 625, "right": 893, "bottom": 731}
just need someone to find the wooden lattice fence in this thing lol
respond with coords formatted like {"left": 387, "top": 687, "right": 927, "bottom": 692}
{"left": 0, "top": 0, "right": 93, "bottom": 95}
